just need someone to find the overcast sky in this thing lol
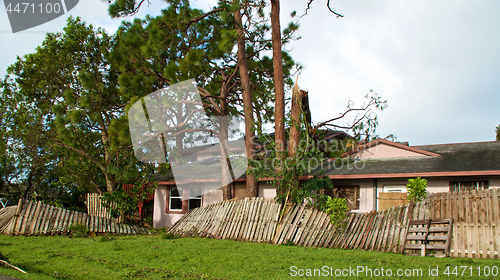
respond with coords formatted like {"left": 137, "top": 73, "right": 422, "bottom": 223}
{"left": 1, "top": 0, "right": 499, "bottom": 145}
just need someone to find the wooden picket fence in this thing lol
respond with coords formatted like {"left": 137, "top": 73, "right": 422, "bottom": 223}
{"left": 86, "top": 193, "right": 123, "bottom": 223}
{"left": 168, "top": 197, "right": 281, "bottom": 242}
{"left": 167, "top": 196, "right": 428, "bottom": 253}
{"left": 274, "top": 199, "right": 428, "bottom": 251}
{"left": 0, "top": 199, "right": 148, "bottom": 235}
{"left": 378, "top": 192, "right": 408, "bottom": 210}
{"left": 429, "top": 188, "right": 500, "bottom": 258}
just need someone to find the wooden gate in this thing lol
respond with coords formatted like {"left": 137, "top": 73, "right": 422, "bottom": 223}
{"left": 378, "top": 192, "right": 408, "bottom": 210}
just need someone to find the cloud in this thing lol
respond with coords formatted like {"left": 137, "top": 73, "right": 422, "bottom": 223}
{"left": 1, "top": 0, "right": 499, "bottom": 145}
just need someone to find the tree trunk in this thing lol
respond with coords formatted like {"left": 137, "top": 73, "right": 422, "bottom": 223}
{"left": 234, "top": 4, "right": 258, "bottom": 197}
{"left": 104, "top": 171, "right": 116, "bottom": 193}
{"left": 175, "top": 101, "right": 185, "bottom": 162}
{"left": 288, "top": 83, "right": 301, "bottom": 158}
{"left": 219, "top": 116, "right": 232, "bottom": 200}
{"left": 271, "top": 0, "right": 286, "bottom": 194}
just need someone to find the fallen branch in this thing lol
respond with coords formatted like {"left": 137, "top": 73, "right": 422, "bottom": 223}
{"left": 0, "top": 259, "right": 27, "bottom": 274}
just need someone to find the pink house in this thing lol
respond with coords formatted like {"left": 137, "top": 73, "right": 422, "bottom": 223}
{"left": 153, "top": 138, "right": 500, "bottom": 228}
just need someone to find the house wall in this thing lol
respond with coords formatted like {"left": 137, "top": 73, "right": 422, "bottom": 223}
{"left": 202, "top": 183, "right": 223, "bottom": 206}
{"left": 154, "top": 175, "right": 500, "bottom": 228}
{"left": 258, "top": 182, "right": 276, "bottom": 198}
{"left": 153, "top": 186, "right": 183, "bottom": 228}
{"left": 353, "top": 143, "right": 426, "bottom": 159}
{"left": 325, "top": 175, "right": 500, "bottom": 215}
{"left": 154, "top": 182, "right": 224, "bottom": 228}
{"left": 322, "top": 179, "right": 374, "bottom": 214}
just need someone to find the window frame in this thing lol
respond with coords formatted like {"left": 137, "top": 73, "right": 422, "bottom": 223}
{"left": 323, "top": 185, "right": 360, "bottom": 210}
{"left": 168, "top": 185, "right": 183, "bottom": 212}
{"left": 449, "top": 180, "right": 489, "bottom": 192}
{"left": 188, "top": 185, "right": 203, "bottom": 210}
{"left": 165, "top": 184, "right": 204, "bottom": 214}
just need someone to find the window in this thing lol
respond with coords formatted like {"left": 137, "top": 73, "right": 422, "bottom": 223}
{"left": 166, "top": 185, "right": 203, "bottom": 213}
{"left": 189, "top": 185, "right": 202, "bottom": 210}
{"left": 383, "top": 185, "right": 407, "bottom": 193}
{"left": 450, "top": 181, "right": 488, "bottom": 192}
{"left": 169, "top": 186, "right": 183, "bottom": 211}
{"left": 324, "top": 185, "right": 360, "bottom": 210}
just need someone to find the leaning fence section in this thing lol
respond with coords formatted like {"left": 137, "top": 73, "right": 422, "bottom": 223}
{"left": 167, "top": 196, "right": 429, "bottom": 254}
{"left": 168, "top": 197, "right": 281, "bottom": 243}
{"left": 429, "top": 188, "right": 500, "bottom": 259}
{"left": 274, "top": 200, "right": 428, "bottom": 253}
{"left": 0, "top": 199, "right": 148, "bottom": 235}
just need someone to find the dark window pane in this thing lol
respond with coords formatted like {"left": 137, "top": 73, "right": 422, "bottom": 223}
{"left": 170, "top": 198, "right": 182, "bottom": 211}
{"left": 189, "top": 199, "right": 201, "bottom": 210}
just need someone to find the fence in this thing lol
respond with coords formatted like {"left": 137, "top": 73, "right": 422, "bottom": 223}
{"left": 168, "top": 197, "right": 428, "bottom": 253}
{"left": 429, "top": 188, "right": 499, "bottom": 258}
{"left": 0, "top": 199, "right": 148, "bottom": 235}
{"left": 378, "top": 192, "right": 408, "bottom": 210}
{"left": 86, "top": 193, "right": 123, "bottom": 223}
{"left": 169, "top": 188, "right": 499, "bottom": 258}
{"left": 168, "top": 197, "right": 281, "bottom": 242}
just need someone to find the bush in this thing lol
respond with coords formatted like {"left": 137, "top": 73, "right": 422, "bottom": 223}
{"left": 406, "top": 177, "right": 428, "bottom": 202}
{"left": 324, "top": 197, "right": 349, "bottom": 229}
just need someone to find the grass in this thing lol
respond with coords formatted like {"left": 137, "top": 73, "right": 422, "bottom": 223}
{"left": 0, "top": 234, "right": 498, "bottom": 279}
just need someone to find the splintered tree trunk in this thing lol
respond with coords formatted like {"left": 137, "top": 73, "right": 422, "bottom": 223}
{"left": 287, "top": 83, "right": 302, "bottom": 201}
{"left": 271, "top": 0, "right": 286, "bottom": 195}
{"left": 288, "top": 83, "right": 301, "bottom": 158}
{"left": 235, "top": 5, "right": 258, "bottom": 197}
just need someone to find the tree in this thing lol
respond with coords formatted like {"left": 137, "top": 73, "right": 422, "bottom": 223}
{"left": 107, "top": 1, "right": 298, "bottom": 199}
{"left": 407, "top": 177, "right": 428, "bottom": 202}
{"left": 496, "top": 125, "right": 500, "bottom": 141}
{"left": 234, "top": 1, "right": 257, "bottom": 197}
{"left": 270, "top": 0, "right": 286, "bottom": 191}
{"left": 1, "top": 17, "right": 147, "bottom": 195}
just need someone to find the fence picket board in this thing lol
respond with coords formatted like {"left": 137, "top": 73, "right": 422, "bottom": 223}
{"left": 309, "top": 212, "right": 329, "bottom": 247}
{"left": 492, "top": 188, "right": 500, "bottom": 259}
{"left": 29, "top": 202, "right": 42, "bottom": 235}
{"left": 279, "top": 204, "right": 300, "bottom": 244}
{"left": 297, "top": 208, "right": 318, "bottom": 246}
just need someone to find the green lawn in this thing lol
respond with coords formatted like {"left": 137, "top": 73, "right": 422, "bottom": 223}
{"left": 0, "top": 234, "right": 498, "bottom": 279}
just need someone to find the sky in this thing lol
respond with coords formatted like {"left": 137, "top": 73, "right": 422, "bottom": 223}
{"left": 1, "top": 0, "right": 499, "bottom": 146}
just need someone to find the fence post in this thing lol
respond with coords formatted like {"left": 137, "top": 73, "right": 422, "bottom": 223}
{"left": 407, "top": 199, "right": 414, "bottom": 221}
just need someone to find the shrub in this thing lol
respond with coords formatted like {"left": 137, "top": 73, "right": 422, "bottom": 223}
{"left": 324, "top": 197, "right": 349, "bottom": 229}
{"left": 406, "top": 177, "right": 428, "bottom": 202}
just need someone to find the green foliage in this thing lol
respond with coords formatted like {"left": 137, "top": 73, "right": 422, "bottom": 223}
{"left": 496, "top": 125, "right": 500, "bottom": 141}
{"left": 102, "top": 179, "right": 156, "bottom": 219}
{"left": 301, "top": 175, "right": 334, "bottom": 210}
{"left": 324, "top": 197, "right": 349, "bottom": 229}
{"left": 406, "top": 177, "right": 428, "bottom": 202}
